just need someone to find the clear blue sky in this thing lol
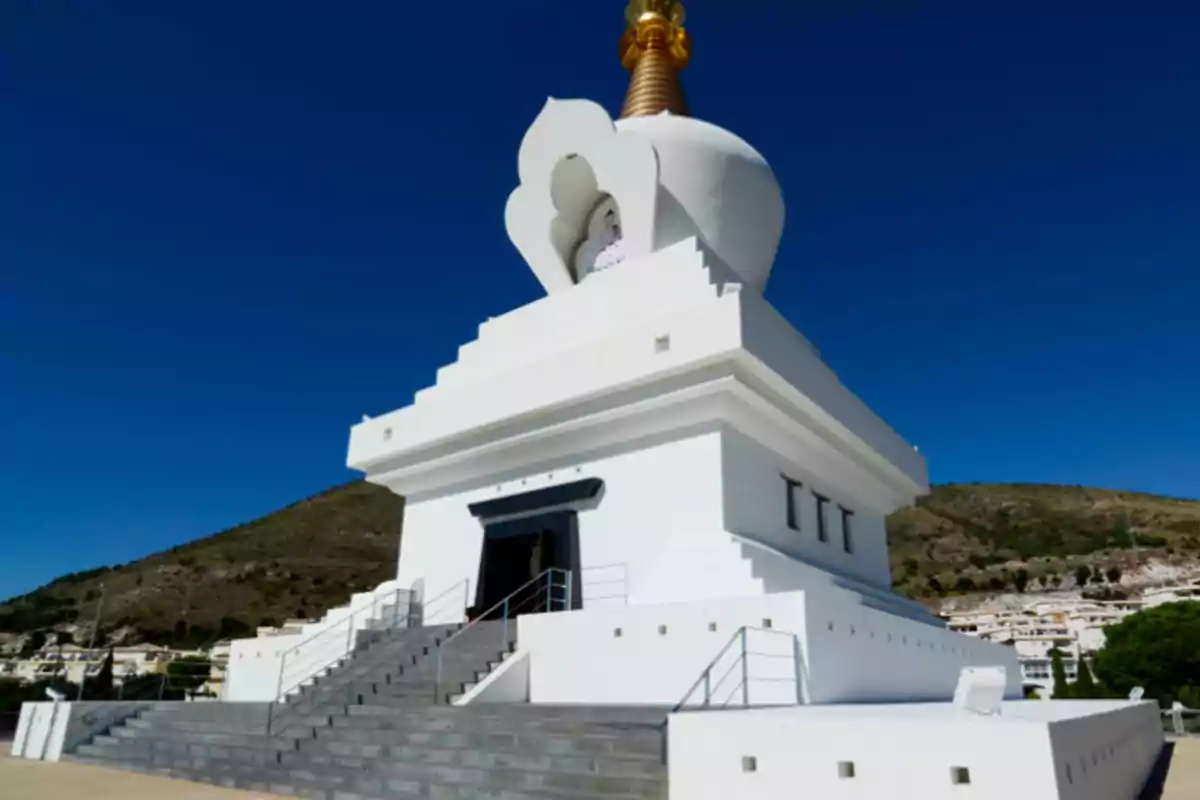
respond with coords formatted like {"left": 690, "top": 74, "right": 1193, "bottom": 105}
{"left": 2, "top": 1, "right": 1197, "bottom": 600}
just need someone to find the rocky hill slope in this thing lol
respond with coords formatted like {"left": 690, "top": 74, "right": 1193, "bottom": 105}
{"left": 1, "top": 482, "right": 1197, "bottom": 649}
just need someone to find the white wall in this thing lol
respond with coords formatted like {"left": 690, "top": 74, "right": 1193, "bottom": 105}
{"left": 397, "top": 429, "right": 742, "bottom": 618}
{"left": 12, "top": 701, "right": 69, "bottom": 761}
{"left": 721, "top": 429, "right": 891, "bottom": 590}
{"left": 668, "top": 701, "right": 1161, "bottom": 800}
{"left": 515, "top": 590, "right": 1018, "bottom": 707}
{"left": 1047, "top": 700, "right": 1163, "bottom": 800}
{"left": 519, "top": 594, "right": 806, "bottom": 706}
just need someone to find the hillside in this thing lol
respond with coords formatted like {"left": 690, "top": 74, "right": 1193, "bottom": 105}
{"left": 889, "top": 483, "right": 1200, "bottom": 599}
{"left": 2, "top": 482, "right": 1198, "bottom": 649}
{"left": 0, "top": 482, "right": 403, "bottom": 649}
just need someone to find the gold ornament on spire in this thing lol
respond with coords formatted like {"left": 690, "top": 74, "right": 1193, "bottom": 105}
{"left": 619, "top": 0, "right": 691, "bottom": 118}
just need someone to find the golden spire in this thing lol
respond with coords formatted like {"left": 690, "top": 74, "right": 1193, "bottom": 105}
{"left": 619, "top": 0, "right": 691, "bottom": 118}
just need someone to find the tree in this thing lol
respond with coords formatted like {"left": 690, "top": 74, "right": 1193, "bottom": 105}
{"left": 1073, "top": 659, "right": 1100, "bottom": 699}
{"left": 1074, "top": 565, "right": 1092, "bottom": 588}
{"left": 1093, "top": 603, "right": 1200, "bottom": 705}
{"left": 1051, "top": 649, "right": 1072, "bottom": 699}
{"left": 954, "top": 576, "right": 976, "bottom": 593}
{"left": 88, "top": 648, "right": 115, "bottom": 699}
{"left": 1106, "top": 566, "right": 1122, "bottom": 584}
{"left": 926, "top": 576, "right": 944, "bottom": 596}
{"left": 165, "top": 656, "right": 211, "bottom": 698}
{"left": 988, "top": 576, "right": 1006, "bottom": 592}
{"left": 18, "top": 631, "right": 47, "bottom": 658}
{"left": 1013, "top": 569, "right": 1029, "bottom": 593}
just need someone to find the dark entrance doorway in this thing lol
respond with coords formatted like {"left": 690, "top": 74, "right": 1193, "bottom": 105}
{"left": 474, "top": 512, "right": 573, "bottom": 617}
{"left": 467, "top": 478, "right": 602, "bottom": 619}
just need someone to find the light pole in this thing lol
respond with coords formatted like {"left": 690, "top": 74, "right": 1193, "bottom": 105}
{"left": 76, "top": 583, "right": 106, "bottom": 701}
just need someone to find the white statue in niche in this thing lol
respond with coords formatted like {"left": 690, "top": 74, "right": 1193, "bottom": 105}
{"left": 572, "top": 196, "right": 628, "bottom": 283}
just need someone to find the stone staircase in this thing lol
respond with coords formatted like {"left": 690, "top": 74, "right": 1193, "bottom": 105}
{"left": 68, "top": 620, "right": 668, "bottom": 799}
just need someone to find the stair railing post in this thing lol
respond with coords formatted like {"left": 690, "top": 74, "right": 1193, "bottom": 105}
{"left": 544, "top": 570, "right": 552, "bottom": 614}
{"left": 463, "top": 579, "right": 470, "bottom": 619}
{"left": 435, "top": 646, "right": 443, "bottom": 704}
{"left": 703, "top": 670, "right": 711, "bottom": 707}
{"left": 275, "top": 651, "right": 287, "bottom": 702}
{"left": 502, "top": 598, "right": 510, "bottom": 652}
{"left": 563, "top": 569, "right": 573, "bottom": 612}
{"left": 345, "top": 611, "right": 354, "bottom": 654}
{"left": 792, "top": 634, "right": 803, "bottom": 705}
{"left": 740, "top": 627, "right": 749, "bottom": 707}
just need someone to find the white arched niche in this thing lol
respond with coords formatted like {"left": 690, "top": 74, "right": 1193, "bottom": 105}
{"left": 505, "top": 98, "right": 659, "bottom": 294}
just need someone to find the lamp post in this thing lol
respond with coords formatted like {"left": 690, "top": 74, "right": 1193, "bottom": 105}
{"left": 76, "top": 583, "right": 106, "bottom": 701}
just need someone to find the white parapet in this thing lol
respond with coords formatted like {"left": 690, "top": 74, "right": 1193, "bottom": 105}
{"left": 512, "top": 590, "right": 1021, "bottom": 707}
{"left": 668, "top": 700, "right": 1163, "bottom": 800}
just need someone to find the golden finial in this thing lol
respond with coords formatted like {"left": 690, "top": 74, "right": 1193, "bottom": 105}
{"left": 619, "top": 0, "right": 691, "bottom": 118}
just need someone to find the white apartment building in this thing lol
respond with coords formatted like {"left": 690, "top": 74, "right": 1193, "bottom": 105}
{"left": 945, "top": 576, "right": 1200, "bottom": 697}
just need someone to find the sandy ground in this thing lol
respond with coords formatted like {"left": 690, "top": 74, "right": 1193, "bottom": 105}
{"left": 0, "top": 741, "right": 290, "bottom": 800}
{"left": 1154, "top": 738, "right": 1200, "bottom": 800}
{"left": 1, "top": 737, "right": 1198, "bottom": 799}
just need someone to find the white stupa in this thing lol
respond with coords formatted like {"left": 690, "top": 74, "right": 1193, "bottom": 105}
{"left": 216, "top": 4, "right": 1164, "bottom": 797}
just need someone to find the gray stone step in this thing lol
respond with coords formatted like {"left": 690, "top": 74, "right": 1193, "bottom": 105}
{"left": 75, "top": 749, "right": 663, "bottom": 799}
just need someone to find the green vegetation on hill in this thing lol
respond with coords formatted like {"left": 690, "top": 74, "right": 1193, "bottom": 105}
{"left": 0, "top": 482, "right": 403, "bottom": 648}
{"left": 888, "top": 483, "right": 1200, "bottom": 600}
{"left": 1, "top": 481, "right": 1197, "bottom": 647}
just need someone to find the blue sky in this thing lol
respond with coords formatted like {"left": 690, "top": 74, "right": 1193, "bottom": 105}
{"left": 2, "top": 1, "right": 1198, "bottom": 600}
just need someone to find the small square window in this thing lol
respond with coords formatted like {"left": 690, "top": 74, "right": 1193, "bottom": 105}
{"left": 613, "top": 628, "right": 622, "bottom": 638}
{"left": 838, "top": 761, "right": 855, "bottom": 779}
{"left": 762, "top": 618, "right": 773, "bottom": 629}
{"left": 950, "top": 766, "right": 971, "bottom": 785}
{"left": 741, "top": 756, "right": 758, "bottom": 773}
{"left": 708, "top": 622, "right": 718, "bottom": 632}
{"left": 654, "top": 335, "right": 671, "bottom": 353}
{"left": 658, "top": 625, "right": 668, "bottom": 635}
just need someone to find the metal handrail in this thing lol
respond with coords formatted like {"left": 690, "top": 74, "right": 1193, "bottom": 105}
{"left": 661, "top": 625, "right": 806, "bottom": 764}
{"left": 279, "top": 585, "right": 414, "bottom": 659}
{"left": 275, "top": 586, "right": 417, "bottom": 700}
{"left": 434, "top": 567, "right": 572, "bottom": 703}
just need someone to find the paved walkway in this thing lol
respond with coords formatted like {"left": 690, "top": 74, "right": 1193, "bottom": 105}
{"left": 0, "top": 742, "right": 289, "bottom": 799}
{"left": 1153, "top": 738, "right": 1200, "bottom": 799}
{"left": 2, "top": 737, "right": 1198, "bottom": 799}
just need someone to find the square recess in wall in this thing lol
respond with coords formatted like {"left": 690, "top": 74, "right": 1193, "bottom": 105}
{"left": 613, "top": 628, "right": 622, "bottom": 638}
{"left": 950, "top": 766, "right": 971, "bottom": 785}
{"left": 658, "top": 625, "right": 668, "bottom": 635}
{"left": 708, "top": 622, "right": 718, "bottom": 632}
{"left": 761, "top": 618, "right": 773, "bottom": 629}
{"left": 838, "top": 761, "right": 855, "bottom": 779}
{"left": 654, "top": 334, "right": 671, "bottom": 353}
{"left": 741, "top": 756, "right": 757, "bottom": 773}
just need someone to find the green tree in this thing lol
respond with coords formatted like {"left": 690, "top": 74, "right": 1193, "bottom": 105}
{"left": 927, "top": 576, "right": 944, "bottom": 596}
{"left": 954, "top": 576, "right": 976, "bottom": 593}
{"left": 1073, "top": 659, "right": 1100, "bottom": 699}
{"left": 165, "top": 656, "right": 211, "bottom": 697}
{"left": 1013, "top": 569, "right": 1029, "bottom": 593}
{"left": 1105, "top": 566, "right": 1122, "bottom": 584}
{"left": 1051, "top": 649, "right": 1072, "bottom": 699}
{"left": 87, "top": 648, "right": 115, "bottom": 699}
{"left": 1093, "top": 603, "right": 1200, "bottom": 705}
{"left": 1074, "top": 565, "right": 1092, "bottom": 588}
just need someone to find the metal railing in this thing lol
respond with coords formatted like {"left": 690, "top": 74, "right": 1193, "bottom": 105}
{"left": 433, "top": 568, "right": 571, "bottom": 704}
{"left": 672, "top": 626, "right": 806, "bottom": 711}
{"left": 579, "top": 562, "right": 630, "bottom": 606}
{"left": 1163, "top": 707, "right": 1200, "bottom": 736}
{"left": 661, "top": 626, "right": 807, "bottom": 764}
{"left": 265, "top": 579, "right": 471, "bottom": 736}
{"left": 274, "top": 586, "right": 417, "bottom": 701}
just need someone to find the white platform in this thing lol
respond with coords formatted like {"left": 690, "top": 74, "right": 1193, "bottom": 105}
{"left": 668, "top": 700, "right": 1163, "bottom": 800}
